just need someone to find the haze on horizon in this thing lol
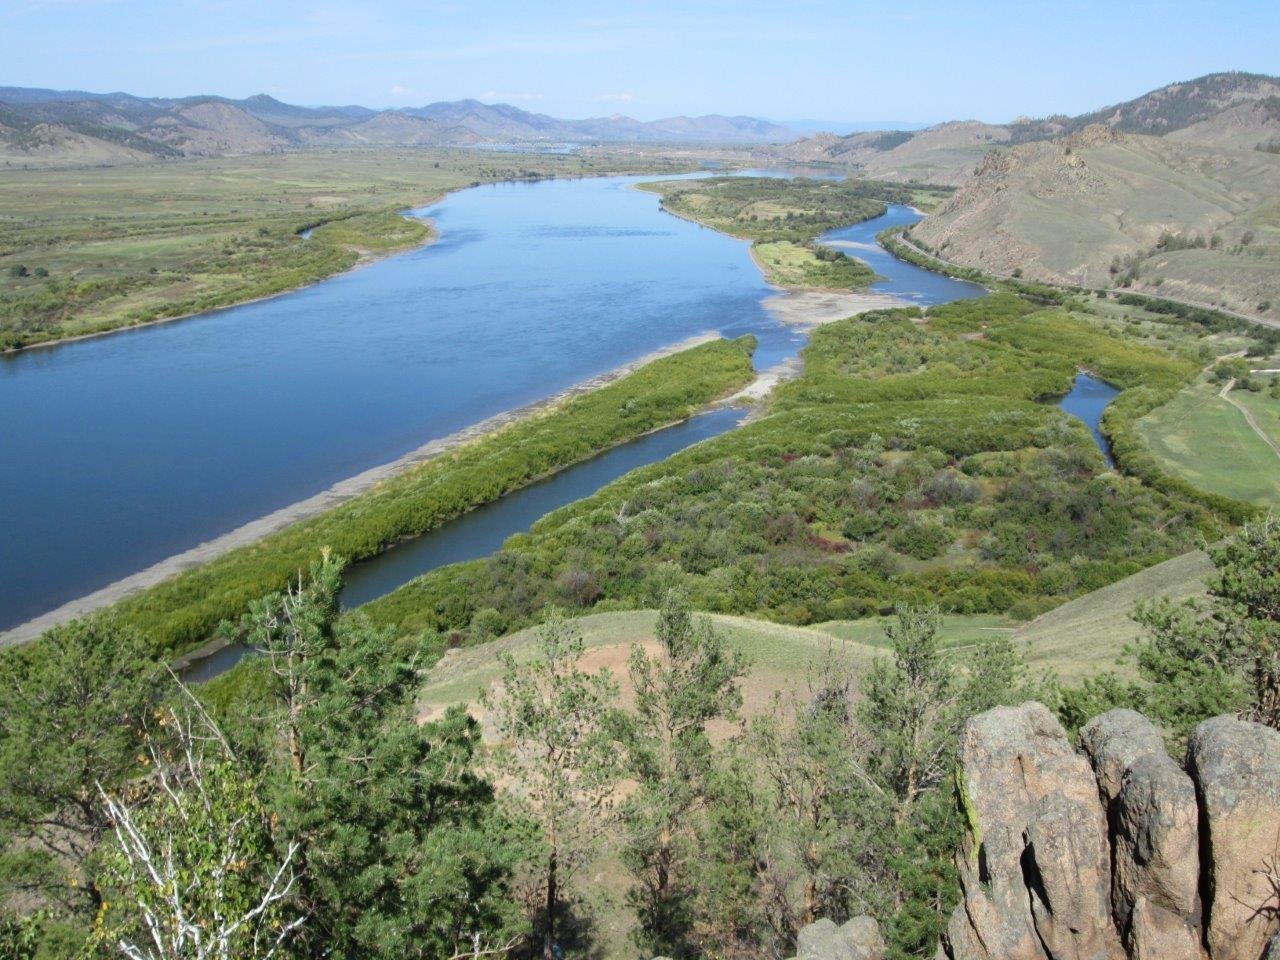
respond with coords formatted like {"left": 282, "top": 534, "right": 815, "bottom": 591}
{"left": 3, "top": 0, "right": 1278, "bottom": 125}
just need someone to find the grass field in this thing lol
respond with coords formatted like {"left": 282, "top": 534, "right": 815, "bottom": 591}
{"left": 751, "top": 239, "right": 876, "bottom": 289}
{"left": 1135, "top": 379, "right": 1280, "bottom": 505}
{"left": 418, "top": 610, "right": 882, "bottom": 731}
{"left": 0, "top": 149, "right": 691, "bottom": 348}
{"left": 1013, "top": 549, "right": 1213, "bottom": 680}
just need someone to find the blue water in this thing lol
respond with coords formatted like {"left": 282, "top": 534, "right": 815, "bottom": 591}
{"left": 0, "top": 173, "right": 982, "bottom": 632}
{"left": 1060, "top": 372, "right": 1120, "bottom": 465}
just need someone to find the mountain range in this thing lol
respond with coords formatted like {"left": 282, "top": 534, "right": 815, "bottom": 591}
{"left": 762, "top": 71, "right": 1280, "bottom": 185}
{"left": 0, "top": 87, "right": 799, "bottom": 164}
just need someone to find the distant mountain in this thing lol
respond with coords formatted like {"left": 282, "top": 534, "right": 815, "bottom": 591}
{"left": 784, "top": 119, "right": 932, "bottom": 136}
{"left": 761, "top": 71, "right": 1280, "bottom": 185}
{"left": 0, "top": 87, "right": 799, "bottom": 165}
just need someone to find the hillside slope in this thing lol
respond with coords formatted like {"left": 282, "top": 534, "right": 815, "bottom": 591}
{"left": 910, "top": 125, "right": 1280, "bottom": 319}
{"left": 762, "top": 72, "right": 1280, "bottom": 188}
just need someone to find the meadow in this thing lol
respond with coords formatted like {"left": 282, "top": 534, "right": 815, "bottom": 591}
{"left": 0, "top": 149, "right": 693, "bottom": 348}
{"left": 1135, "top": 378, "right": 1280, "bottom": 505}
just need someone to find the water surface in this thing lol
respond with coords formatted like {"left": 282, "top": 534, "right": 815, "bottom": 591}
{"left": 1, "top": 174, "right": 981, "bottom": 632}
{"left": 1059, "top": 372, "right": 1120, "bottom": 465}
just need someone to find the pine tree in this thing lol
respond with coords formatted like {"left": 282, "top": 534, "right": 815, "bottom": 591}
{"left": 486, "top": 609, "right": 620, "bottom": 960}
{"left": 619, "top": 593, "right": 745, "bottom": 958}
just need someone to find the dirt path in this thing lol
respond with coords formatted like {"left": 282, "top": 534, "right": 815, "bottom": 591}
{"left": 1221, "top": 378, "right": 1280, "bottom": 461}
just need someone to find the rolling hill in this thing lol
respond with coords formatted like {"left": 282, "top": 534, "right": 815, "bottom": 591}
{"left": 762, "top": 71, "right": 1280, "bottom": 187}
{"left": 909, "top": 122, "right": 1280, "bottom": 319}
{"left": 0, "top": 87, "right": 799, "bottom": 165}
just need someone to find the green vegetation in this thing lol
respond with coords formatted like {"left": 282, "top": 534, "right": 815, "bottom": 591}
{"left": 638, "top": 176, "right": 907, "bottom": 291}
{"left": 0, "top": 149, "right": 694, "bottom": 349}
{"left": 1051, "top": 516, "right": 1280, "bottom": 740}
{"left": 752, "top": 239, "right": 875, "bottom": 289}
{"left": 1135, "top": 380, "right": 1280, "bottom": 505}
{"left": 639, "top": 176, "right": 896, "bottom": 243}
{"left": 1012, "top": 549, "right": 1213, "bottom": 681}
{"left": 99, "top": 336, "right": 754, "bottom": 656}
{"left": 360, "top": 293, "right": 1229, "bottom": 641}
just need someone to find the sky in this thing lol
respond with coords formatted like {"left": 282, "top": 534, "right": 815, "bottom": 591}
{"left": 3, "top": 0, "right": 1278, "bottom": 123}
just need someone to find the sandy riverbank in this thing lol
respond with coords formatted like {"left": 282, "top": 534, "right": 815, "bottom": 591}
{"left": 0, "top": 331, "right": 720, "bottom": 647}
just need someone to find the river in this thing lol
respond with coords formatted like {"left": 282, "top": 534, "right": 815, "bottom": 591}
{"left": 0, "top": 173, "right": 984, "bottom": 635}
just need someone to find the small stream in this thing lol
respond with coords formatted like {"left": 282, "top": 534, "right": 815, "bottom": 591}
{"left": 1059, "top": 372, "right": 1120, "bottom": 466}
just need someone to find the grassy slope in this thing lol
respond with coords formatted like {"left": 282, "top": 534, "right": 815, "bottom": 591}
{"left": 98, "top": 336, "right": 755, "bottom": 656}
{"left": 1013, "top": 549, "right": 1213, "bottom": 680}
{"left": 1135, "top": 379, "right": 1280, "bottom": 505}
{"left": 420, "top": 609, "right": 881, "bottom": 728}
{"left": 910, "top": 131, "right": 1280, "bottom": 321}
{"left": 0, "top": 149, "right": 693, "bottom": 348}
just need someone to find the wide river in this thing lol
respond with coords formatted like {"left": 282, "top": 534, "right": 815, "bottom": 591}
{"left": 0, "top": 173, "right": 985, "bottom": 632}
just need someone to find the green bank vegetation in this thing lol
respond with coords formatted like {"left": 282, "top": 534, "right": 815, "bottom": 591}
{"left": 0, "top": 149, "right": 694, "bottom": 349}
{"left": 101, "top": 336, "right": 755, "bottom": 656}
{"left": 638, "top": 176, "right": 901, "bottom": 290}
{"left": 359, "top": 293, "right": 1242, "bottom": 641}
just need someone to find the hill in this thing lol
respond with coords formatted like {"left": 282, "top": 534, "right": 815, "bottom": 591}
{"left": 0, "top": 86, "right": 798, "bottom": 165}
{"left": 909, "top": 123, "right": 1280, "bottom": 320}
{"left": 761, "top": 72, "right": 1280, "bottom": 187}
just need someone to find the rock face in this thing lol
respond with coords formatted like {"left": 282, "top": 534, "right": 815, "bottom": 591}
{"left": 1080, "top": 710, "right": 1204, "bottom": 960}
{"left": 1187, "top": 717, "right": 1280, "bottom": 960}
{"left": 938, "top": 704, "right": 1280, "bottom": 960}
{"left": 793, "top": 916, "right": 886, "bottom": 960}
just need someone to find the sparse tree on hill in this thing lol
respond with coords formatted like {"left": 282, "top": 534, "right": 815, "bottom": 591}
{"left": 487, "top": 609, "right": 621, "bottom": 960}
{"left": 618, "top": 593, "right": 746, "bottom": 958}
{"left": 93, "top": 703, "right": 304, "bottom": 960}
{"left": 0, "top": 617, "right": 163, "bottom": 921}
{"left": 233, "top": 551, "right": 527, "bottom": 960}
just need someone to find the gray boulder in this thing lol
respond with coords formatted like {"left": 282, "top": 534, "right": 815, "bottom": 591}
{"left": 794, "top": 915, "right": 885, "bottom": 960}
{"left": 1080, "top": 710, "right": 1204, "bottom": 960}
{"left": 942, "top": 702, "right": 1122, "bottom": 960}
{"left": 1187, "top": 716, "right": 1280, "bottom": 960}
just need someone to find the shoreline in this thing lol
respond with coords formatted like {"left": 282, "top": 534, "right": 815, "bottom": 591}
{"left": 1, "top": 207, "right": 445, "bottom": 357}
{"left": 639, "top": 186, "right": 911, "bottom": 327}
{"left": 0, "top": 331, "right": 720, "bottom": 647}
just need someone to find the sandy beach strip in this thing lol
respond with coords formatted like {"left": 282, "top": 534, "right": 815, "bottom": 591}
{"left": 0, "top": 331, "right": 720, "bottom": 648}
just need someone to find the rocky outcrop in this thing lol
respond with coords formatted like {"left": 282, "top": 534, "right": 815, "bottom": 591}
{"left": 1080, "top": 709, "right": 1204, "bottom": 960}
{"left": 938, "top": 704, "right": 1280, "bottom": 960}
{"left": 792, "top": 916, "right": 885, "bottom": 960}
{"left": 1187, "top": 718, "right": 1280, "bottom": 960}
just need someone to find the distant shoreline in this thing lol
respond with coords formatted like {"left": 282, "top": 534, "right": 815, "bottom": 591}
{"left": 1, "top": 207, "right": 443, "bottom": 357}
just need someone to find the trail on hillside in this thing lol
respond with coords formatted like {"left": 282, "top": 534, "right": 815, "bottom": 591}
{"left": 1221, "top": 378, "right": 1280, "bottom": 461}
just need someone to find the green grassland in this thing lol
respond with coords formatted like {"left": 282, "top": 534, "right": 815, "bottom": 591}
{"left": 1135, "top": 379, "right": 1280, "bottom": 505}
{"left": 359, "top": 293, "right": 1235, "bottom": 641}
{"left": 418, "top": 609, "right": 882, "bottom": 727}
{"left": 0, "top": 149, "right": 693, "bottom": 349}
{"left": 97, "top": 336, "right": 755, "bottom": 656}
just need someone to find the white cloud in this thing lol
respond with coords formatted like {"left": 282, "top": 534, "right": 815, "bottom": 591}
{"left": 389, "top": 84, "right": 414, "bottom": 96}
{"left": 597, "top": 92, "right": 637, "bottom": 103}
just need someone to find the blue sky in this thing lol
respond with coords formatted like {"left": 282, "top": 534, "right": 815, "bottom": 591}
{"left": 4, "top": 0, "right": 1277, "bottom": 123}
